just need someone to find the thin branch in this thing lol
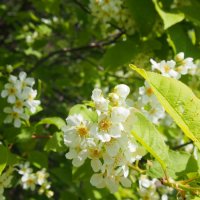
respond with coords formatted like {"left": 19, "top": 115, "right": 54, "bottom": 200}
{"left": 172, "top": 141, "right": 193, "bottom": 150}
{"left": 73, "top": 0, "right": 91, "bottom": 14}
{"left": 28, "top": 31, "right": 124, "bottom": 74}
{"left": 32, "top": 134, "right": 52, "bottom": 139}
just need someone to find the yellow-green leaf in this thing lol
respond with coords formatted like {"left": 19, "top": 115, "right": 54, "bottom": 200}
{"left": 130, "top": 64, "right": 200, "bottom": 149}
{"left": 126, "top": 108, "right": 169, "bottom": 170}
{"left": 153, "top": 0, "right": 184, "bottom": 30}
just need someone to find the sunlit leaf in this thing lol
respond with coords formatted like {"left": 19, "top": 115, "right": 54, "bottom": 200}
{"left": 126, "top": 108, "right": 169, "bottom": 170}
{"left": 130, "top": 65, "right": 200, "bottom": 149}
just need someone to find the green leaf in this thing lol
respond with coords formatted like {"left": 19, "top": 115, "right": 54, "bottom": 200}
{"left": 69, "top": 104, "right": 98, "bottom": 122}
{"left": 44, "top": 131, "right": 67, "bottom": 152}
{"left": 36, "top": 117, "right": 66, "bottom": 129}
{"left": 167, "top": 24, "right": 200, "bottom": 58}
{"left": 153, "top": 0, "right": 184, "bottom": 29}
{"left": 126, "top": 0, "right": 157, "bottom": 35}
{"left": 148, "top": 150, "right": 198, "bottom": 179}
{"left": 101, "top": 38, "right": 139, "bottom": 69}
{"left": 126, "top": 108, "right": 169, "bottom": 170}
{"left": 130, "top": 65, "right": 200, "bottom": 149}
{"left": 179, "top": 5, "right": 200, "bottom": 26}
{"left": 0, "top": 145, "right": 8, "bottom": 175}
{"left": 28, "top": 151, "right": 48, "bottom": 169}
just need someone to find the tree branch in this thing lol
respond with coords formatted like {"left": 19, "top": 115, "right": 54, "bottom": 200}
{"left": 27, "top": 31, "right": 124, "bottom": 74}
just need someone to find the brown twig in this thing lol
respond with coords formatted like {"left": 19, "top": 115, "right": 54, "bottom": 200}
{"left": 32, "top": 134, "right": 52, "bottom": 139}
{"left": 27, "top": 31, "right": 124, "bottom": 74}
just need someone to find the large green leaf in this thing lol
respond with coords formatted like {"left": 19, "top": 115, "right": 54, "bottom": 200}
{"left": 130, "top": 65, "right": 200, "bottom": 149}
{"left": 167, "top": 24, "right": 200, "bottom": 59}
{"left": 179, "top": 4, "right": 200, "bottom": 27}
{"left": 126, "top": 108, "right": 169, "bottom": 170}
{"left": 153, "top": 0, "right": 184, "bottom": 30}
{"left": 126, "top": 0, "right": 157, "bottom": 35}
{"left": 101, "top": 38, "right": 139, "bottom": 69}
{"left": 36, "top": 117, "right": 66, "bottom": 129}
{"left": 148, "top": 150, "right": 198, "bottom": 179}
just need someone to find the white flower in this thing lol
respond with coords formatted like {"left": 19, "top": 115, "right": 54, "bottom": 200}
{"left": 138, "top": 81, "right": 154, "bottom": 104}
{"left": 151, "top": 59, "right": 180, "bottom": 79}
{"left": 3, "top": 107, "right": 28, "bottom": 128}
{"left": 36, "top": 169, "right": 49, "bottom": 185}
{"left": 46, "top": 190, "right": 54, "bottom": 198}
{"left": 63, "top": 114, "right": 90, "bottom": 148}
{"left": 16, "top": 71, "right": 35, "bottom": 90}
{"left": 91, "top": 88, "right": 109, "bottom": 112}
{"left": 65, "top": 147, "right": 88, "bottom": 167}
{"left": 18, "top": 162, "right": 33, "bottom": 176}
{"left": 13, "top": 97, "right": 25, "bottom": 113}
{"left": 175, "top": 52, "right": 197, "bottom": 75}
{"left": 142, "top": 104, "right": 165, "bottom": 125}
{"left": 114, "top": 84, "right": 130, "bottom": 100}
{"left": 91, "top": 114, "right": 124, "bottom": 142}
{"left": 1, "top": 83, "right": 19, "bottom": 103}
{"left": 23, "top": 88, "right": 40, "bottom": 113}
{"left": 21, "top": 173, "right": 37, "bottom": 191}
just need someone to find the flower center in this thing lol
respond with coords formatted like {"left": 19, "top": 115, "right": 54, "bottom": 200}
{"left": 77, "top": 124, "right": 88, "bottom": 137}
{"left": 89, "top": 149, "right": 101, "bottom": 159}
{"left": 12, "top": 112, "right": 19, "bottom": 118}
{"left": 8, "top": 87, "right": 16, "bottom": 95}
{"left": 164, "top": 65, "right": 170, "bottom": 73}
{"left": 27, "top": 178, "right": 35, "bottom": 186}
{"left": 15, "top": 100, "right": 23, "bottom": 108}
{"left": 146, "top": 87, "right": 153, "bottom": 96}
{"left": 99, "top": 118, "right": 112, "bottom": 132}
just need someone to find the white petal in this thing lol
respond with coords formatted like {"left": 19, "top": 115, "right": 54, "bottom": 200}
{"left": 91, "top": 88, "right": 102, "bottom": 101}
{"left": 8, "top": 95, "right": 16, "bottom": 103}
{"left": 97, "top": 133, "right": 111, "bottom": 142}
{"left": 109, "top": 125, "right": 122, "bottom": 138}
{"left": 111, "top": 107, "right": 130, "bottom": 123}
{"left": 14, "top": 118, "right": 21, "bottom": 128}
{"left": 65, "top": 149, "right": 77, "bottom": 159}
{"left": 105, "top": 177, "right": 118, "bottom": 193}
{"left": 1, "top": 90, "right": 8, "bottom": 98}
{"left": 26, "top": 77, "right": 35, "bottom": 86}
{"left": 19, "top": 71, "right": 27, "bottom": 81}
{"left": 91, "top": 159, "right": 102, "bottom": 172}
{"left": 90, "top": 174, "right": 105, "bottom": 188}
{"left": 106, "top": 141, "right": 119, "bottom": 157}
{"left": 120, "top": 177, "right": 131, "bottom": 188}
{"left": 114, "top": 84, "right": 130, "bottom": 99}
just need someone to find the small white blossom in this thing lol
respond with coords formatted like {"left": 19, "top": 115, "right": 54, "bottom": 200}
{"left": 1, "top": 71, "right": 40, "bottom": 128}
{"left": 91, "top": 88, "right": 109, "bottom": 112}
{"left": 151, "top": 59, "right": 180, "bottom": 79}
{"left": 3, "top": 107, "right": 28, "bottom": 128}
{"left": 1, "top": 83, "right": 18, "bottom": 103}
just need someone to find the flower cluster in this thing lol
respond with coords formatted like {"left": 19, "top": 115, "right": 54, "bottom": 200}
{"left": 150, "top": 52, "right": 197, "bottom": 79}
{"left": 136, "top": 52, "right": 198, "bottom": 125}
{"left": 137, "top": 81, "right": 166, "bottom": 125}
{"left": 1, "top": 71, "right": 40, "bottom": 128}
{"left": 18, "top": 162, "right": 54, "bottom": 198}
{"left": 89, "top": 0, "right": 135, "bottom": 34}
{"left": 138, "top": 175, "right": 172, "bottom": 200}
{"left": 62, "top": 84, "right": 144, "bottom": 193}
{"left": 0, "top": 168, "right": 13, "bottom": 200}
